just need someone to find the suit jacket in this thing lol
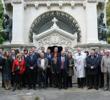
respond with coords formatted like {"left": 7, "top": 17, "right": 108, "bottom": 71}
{"left": 52, "top": 57, "right": 59, "bottom": 73}
{"left": 58, "top": 55, "right": 68, "bottom": 71}
{"left": 45, "top": 53, "right": 52, "bottom": 66}
{"left": 86, "top": 55, "right": 99, "bottom": 75}
{"left": 96, "top": 54, "right": 103, "bottom": 73}
{"left": 0, "top": 56, "right": 3, "bottom": 66}
{"left": 27, "top": 54, "right": 37, "bottom": 70}
{"left": 67, "top": 58, "right": 74, "bottom": 76}
{"left": 2, "top": 57, "right": 12, "bottom": 80}
{"left": 101, "top": 56, "right": 110, "bottom": 73}
{"left": 0, "top": 56, "right": 3, "bottom": 72}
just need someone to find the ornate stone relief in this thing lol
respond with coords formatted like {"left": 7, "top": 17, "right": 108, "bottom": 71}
{"left": 33, "top": 17, "right": 77, "bottom": 49}
{"left": 35, "top": 33, "right": 72, "bottom": 47}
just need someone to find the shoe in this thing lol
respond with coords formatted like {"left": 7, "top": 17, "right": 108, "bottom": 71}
{"left": 12, "top": 87, "right": 16, "bottom": 91}
{"left": 28, "top": 86, "right": 32, "bottom": 90}
{"left": 88, "top": 87, "right": 92, "bottom": 89}
{"left": 104, "top": 88, "right": 108, "bottom": 91}
{"left": 95, "top": 88, "right": 98, "bottom": 90}
{"left": 64, "top": 87, "right": 67, "bottom": 89}
{"left": 33, "top": 86, "right": 36, "bottom": 90}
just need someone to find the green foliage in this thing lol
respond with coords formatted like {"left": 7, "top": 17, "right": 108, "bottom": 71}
{"left": 106, "top": 0, "right": 110, "bottom": 26}
{"left": 0, "top": 0, "right": 3, "bottom": 31}
{"left": 0, "top": 32, "right": 4, "bottom": 44}
{"left": 106, "top": 0, "right": 110, "bottom": 43}
{"left": 107, "top": 37, "right": 110, "bottom": 44}
{"left": 0, "top": 0, "right": 5, "bottom": 44}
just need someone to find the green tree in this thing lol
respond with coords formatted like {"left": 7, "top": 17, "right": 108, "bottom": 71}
{"left": 106, "top": 0, "right": 110, "bottom": 43}
{"left": 106, "top": 0, "right": 110, "bottom": 26}
{"left": 0, "top": 0, "right": 4, "bottom": 44}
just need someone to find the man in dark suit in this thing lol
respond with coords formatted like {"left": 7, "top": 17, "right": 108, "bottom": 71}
{"left": 31, "top": 47, "right": 39, "bottom": 85}
{"left": 23, "top": 49, "right": 29, "bottom": 87}
{"left": 27, "top": 50, "right": 38, "bottom": 89}
{"left": 45, "top": 48, "right": 52, "bottom": 87}
{"left": 58, "top": 51, "right": 68, "bottom": 89}
{"left": 95, "top": 50, "right": 104, "bottom": 88}
{"left": 86, "top": 49, "right": 99, "bottom": 90}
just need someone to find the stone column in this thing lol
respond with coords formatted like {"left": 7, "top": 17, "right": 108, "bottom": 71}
{"left": 11, "top": 0, "right": 25, "bottom": 44}
{"left": 86, "top": 0, "right": 99, "bottom": 43}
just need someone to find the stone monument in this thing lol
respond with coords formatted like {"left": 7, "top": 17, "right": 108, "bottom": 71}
{"left": 1, "top": 0, "right": 108, "bottom": 49}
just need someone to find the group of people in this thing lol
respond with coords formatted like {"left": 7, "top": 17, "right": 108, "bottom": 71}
{"left": 0, "top": 47, "right": 110, "bottom": 91}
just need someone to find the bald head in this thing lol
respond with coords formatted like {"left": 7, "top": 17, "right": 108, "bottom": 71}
{"left": 105, "top": 50, "right": 110, "bottom": 56}
{"left": 77, "top": 47, "right": 81, "bottom": 53}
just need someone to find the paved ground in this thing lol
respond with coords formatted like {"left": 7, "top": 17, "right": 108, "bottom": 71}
{"left": 0, "top": 86, "right": 110, "bottom": 100}
{"left": 0, "top": 72, "right": 110, "bottom": 100}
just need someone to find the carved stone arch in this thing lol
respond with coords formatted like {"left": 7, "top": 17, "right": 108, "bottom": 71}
{"left": 29, "top": 10, "right": 81, "bottom": 42}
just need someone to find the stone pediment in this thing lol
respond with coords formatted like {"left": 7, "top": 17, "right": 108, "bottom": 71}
{"left": 33, "top": 17, "right": 77, "bottom": 48}
{"left": 33, "top": 26, "right": 77, "bottom": 48}
{"left": 33, "top": 32, "right": 77, "bottom": 48}
{"left": 33, "top": 25, "right": 77, "bottom": 41}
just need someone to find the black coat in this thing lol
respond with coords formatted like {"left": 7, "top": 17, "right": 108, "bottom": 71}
{"left": 96, "top": 54, "right": 103, "bottom": 74}
{"left": 52, "top": 57, "right": 59, "bottom": 73}
{"left": 2, "top": 58, "right": 12, "bottom": 81}
{"left": 26, "top": 54, "right": 38, "bottom": 70}
{"left": 86, "top": 55, "right": 99, "bottom": 75}
{"left": 67, "top": 58, "right": 74, "bottom": 76}
{"left": 0, "top": 56, "right": 3, "bottom": 65}
{"left": 0, "top": 56, "right": 3, "bottom": 72}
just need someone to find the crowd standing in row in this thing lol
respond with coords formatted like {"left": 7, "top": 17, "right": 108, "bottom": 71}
{"left": 0, "top": 47, "right": 110, "bottom": 91}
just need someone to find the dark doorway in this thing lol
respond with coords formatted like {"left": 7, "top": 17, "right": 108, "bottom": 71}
{"left": 48, "top": 46, "right": 63, "bottom": 53}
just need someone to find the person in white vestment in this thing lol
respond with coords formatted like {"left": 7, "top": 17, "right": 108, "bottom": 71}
{"left": 74, "top": 48, "right": 86, "bottom": 88}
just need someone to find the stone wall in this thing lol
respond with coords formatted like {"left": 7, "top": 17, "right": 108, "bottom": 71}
{"left": 74, "top": 43, "right": 110, "bottom": 50}
{"left": 0, "top": 44, "right": 34, "bottom": 50}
